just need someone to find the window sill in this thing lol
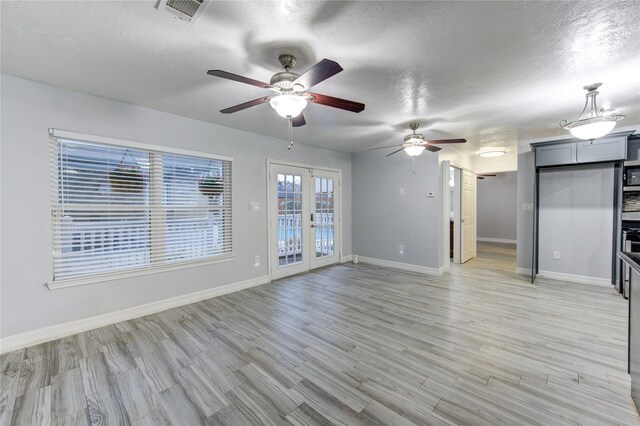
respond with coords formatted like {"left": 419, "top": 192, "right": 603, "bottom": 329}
{"left": 46, "top": 255, "right": 235, "bottom": 290}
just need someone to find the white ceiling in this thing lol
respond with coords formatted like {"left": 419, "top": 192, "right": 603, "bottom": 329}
{"left": 2, "top": 1, "right": 639, "bottom": 155}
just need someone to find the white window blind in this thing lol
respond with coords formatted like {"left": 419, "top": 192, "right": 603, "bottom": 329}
{"left": 50, "top": 135, "right": 232, "bottom": 282}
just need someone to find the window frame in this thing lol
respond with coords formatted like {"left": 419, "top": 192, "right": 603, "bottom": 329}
{"left": 47, "top": 128, "right": 234, "bottom": 290}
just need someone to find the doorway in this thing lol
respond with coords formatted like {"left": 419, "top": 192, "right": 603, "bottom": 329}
{"left": 447, "top": 164, "right": 477, "bottom": 265}
{"left": 268, "top": 162, "right": 341, "bottom": 280}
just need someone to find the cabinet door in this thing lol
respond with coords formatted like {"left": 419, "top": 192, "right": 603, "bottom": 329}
{"left": 535, "top": 144, "right": 576, "bottom": 167}
{"left": 577, "top": 136, "right": 627, "bottom": 163}
{"left": 631, "top": 267, "right": 640, "bottom": 410}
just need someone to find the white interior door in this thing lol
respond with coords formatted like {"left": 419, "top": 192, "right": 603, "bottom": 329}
{"left": 269, "top": 163, "right": 341, "bottom": 280}
{"left": 310, "top": 170, "right": 340, "bottom": 269}
{"left": 461, "top": 169, "right": 477, "bottom": 263}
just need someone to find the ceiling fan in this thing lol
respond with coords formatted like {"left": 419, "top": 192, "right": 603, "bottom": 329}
{"left": 369, "top": 123, "right": 466, "bottom": 157}
{"left": 477, "top": 174, "right": 497, "bottom": 180}
{"left": 207, "top": 54, "right": 365, "bottom": 127}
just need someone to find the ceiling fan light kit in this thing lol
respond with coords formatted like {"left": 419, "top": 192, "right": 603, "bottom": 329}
{"left": 560, "top": 83, "right": 625, "bottom": 140}
{"left": 478, "top": 147, "right": 507, "bottom": 157}
{"left": 269, "top": 95, "right": 308, "bottom": 118}
{"left": 404, "top": 145, "right": 426, "bottom": 156}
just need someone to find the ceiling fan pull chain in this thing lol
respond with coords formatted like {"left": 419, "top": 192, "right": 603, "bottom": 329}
{"left": 287, "top": 117, "right": 294, "bottom": 150}
{"left": 411, "top": 156, "right": 416, "bottom": 175}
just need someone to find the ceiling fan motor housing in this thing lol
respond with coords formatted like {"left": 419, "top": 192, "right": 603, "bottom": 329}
{"left": 404, "top": 133, "right": 425, "bottom": 144}
{"left": 270, "top": 71, "right": 301, "bottom": 90}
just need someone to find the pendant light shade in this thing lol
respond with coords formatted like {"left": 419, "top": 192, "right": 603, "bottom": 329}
{"left": 270, "top": 95, "right": 308, "bottom": 118}
{"left": 560, "top": 83, "right": 625, "bottom": 140}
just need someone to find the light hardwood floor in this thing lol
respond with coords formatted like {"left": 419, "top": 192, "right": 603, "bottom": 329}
{"left": 1, "top": 244, "right": 638, "bottom": 425}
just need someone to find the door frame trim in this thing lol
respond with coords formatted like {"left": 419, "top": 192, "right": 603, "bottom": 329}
{"left": 266, "top": 159, "right": 343, "bottom": 282}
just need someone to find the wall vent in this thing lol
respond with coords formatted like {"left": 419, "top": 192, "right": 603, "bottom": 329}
{"left": 155, "top": 0, "right": 208, "bottom": 23}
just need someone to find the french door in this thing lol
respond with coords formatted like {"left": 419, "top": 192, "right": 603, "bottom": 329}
{"left": 269, "top": 163, "right": 341, "bottom": 280}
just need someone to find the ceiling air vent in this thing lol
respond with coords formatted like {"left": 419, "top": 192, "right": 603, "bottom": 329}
{"left": 155, "top": 0, "right": 208, "bottom": 23}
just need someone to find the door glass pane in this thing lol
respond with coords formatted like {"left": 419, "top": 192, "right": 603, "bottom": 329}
{"left": 278, "top": 173, "right": 304, "bottom": 267}
{"left": 315, "top": 176, "right": 335, "bottom": 258}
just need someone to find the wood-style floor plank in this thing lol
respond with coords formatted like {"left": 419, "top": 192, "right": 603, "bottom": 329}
{"left": 2, "top": 243, "right": 638, "bottom": 425}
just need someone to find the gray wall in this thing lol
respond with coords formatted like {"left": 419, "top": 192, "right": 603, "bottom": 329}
{"left": 516, "top": 151, "right": 535, "bottom": 271}
{"left": 352, "top": 149, "right": 442, "bottom": 269}
{"left": 0, "top": 74, "right": 352, "bottom": 337}
{"left": 538, "top": 165, "right": 614, "bottom": 280}
{"left": 477, "top": 172, "right": 517, "bottom": 242}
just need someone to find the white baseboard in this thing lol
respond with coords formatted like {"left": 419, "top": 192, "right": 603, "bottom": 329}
{"left": 340, "top": 254, "right": 354, "bottom": 263}
{"left": 477, "top": 237, "right": 517, "bottom": 245}
{"left": 537, "top": 270, "right": 611, "bottom": 287}
{"left": 0, "top": 275, "right": 269, "bottom": 354}
{"left": 357, "top": 256, "right": 444, "bottom": 276}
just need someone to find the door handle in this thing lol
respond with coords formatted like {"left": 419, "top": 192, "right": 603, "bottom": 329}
{"left": 311, "top": 224, "right": 317, "bottom": 228}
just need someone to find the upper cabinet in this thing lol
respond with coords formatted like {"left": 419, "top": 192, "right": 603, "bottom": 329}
{"left": 534, "top": 143, "right": 577, "bottom": 167}
{"left": 531, "top": 132, "right": 633, "bottom": 168}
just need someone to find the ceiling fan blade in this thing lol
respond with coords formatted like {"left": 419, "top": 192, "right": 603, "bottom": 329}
{"left": 220, "top": 96, "right": 273, "bottom": 114}
{"left": 207, "top": 70, "right": 272, "bottom": 89}
{"left": 291, "top": 113, "right": 306, "bottom": 127}
{"left": 293, "top": 59, "right": 343, "bottom": 89}
{"left": 369, "top": 144, "right": 403, "bottom": 151}
{"left": 477, "top": 176, "right": 485, "bottom": 180}
{"left": 308, "top": 92, "right": 365, "bottom": 113}
{"left": 424, "top": 145, "right": 442, "bottom": 152}
{"left": 479, "top": 174, "right": 497, "bottom": 177}
{"left": 428, "top": 138, "right": 467, "bottom": 144}
{"left": 385, "top": 148, "right": 405, "bottom": 157}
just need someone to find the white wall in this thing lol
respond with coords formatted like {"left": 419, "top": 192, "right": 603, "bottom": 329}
{"left": 351, "top": 150, "right": 442, "bottom": 270}
{"left": 471, "top": 151, "right": 517, "bottom": 174}
{"left": 0, "top": 74, "right": 352, "bottom": 337}
{"left": 538, "top": 165, "right": 614, "bottom": 281}
{"left": 477, "top": 172, "right": 517, "bottom": 242}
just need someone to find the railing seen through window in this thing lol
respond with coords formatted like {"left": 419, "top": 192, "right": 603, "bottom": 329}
{"left": 50, "top": 135, "right": 232, "bottom": 282}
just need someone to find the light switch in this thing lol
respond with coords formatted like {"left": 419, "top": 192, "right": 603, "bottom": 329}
{"left": 399, "top": 187, "right": 405, "bottom": 196}
{"left": 249, "top": 202, "right": 260, "bottom": 211}
{"left": 523, "top": 203, "right": 533, "bottom": 211}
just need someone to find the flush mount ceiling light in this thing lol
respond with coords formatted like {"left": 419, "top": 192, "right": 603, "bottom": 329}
{"left": 560, "top": 83, "right": 625, "bottom": 140}
{"left": 269, "top": 95, "right": 308, "bottom": 118}
{"left": 478, "top": 147, "right": 507, "bottom": 157}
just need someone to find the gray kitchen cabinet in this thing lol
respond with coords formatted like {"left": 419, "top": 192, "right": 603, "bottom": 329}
{"left": 534, "top": 143, "right": 577, "bottom": 167}
{"left": 577, "top": 136, "right": 628, "bottom": 163}
{"left": 629, "top": 262, "right": 640, "bottom": 410}
{"left": 532, "top": 131, "right": 631, "bottom": 167}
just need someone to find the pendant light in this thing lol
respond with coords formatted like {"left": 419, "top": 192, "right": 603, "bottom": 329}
{"left": 560, "top": 83, "right": 625, "bottom": 140}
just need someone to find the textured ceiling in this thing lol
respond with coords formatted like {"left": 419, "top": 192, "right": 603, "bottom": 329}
{"left": 2, "top": 1, "right": 639, "bottom": 154}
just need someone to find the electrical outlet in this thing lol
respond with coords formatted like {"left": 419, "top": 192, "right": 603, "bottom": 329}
{"left": 399, "top": 244, "right": 404, "bottom": 255}
{"left": 399, "top": 187, "right": 405, "bottom": 196}
{"left": 553, "top": 251, "right": 560, "bottom": 260}
{"left": 523, "top": 203, "right": 533, "bottom": 211}
{"left": 249, "top": 202, "right": 260, "bottom": 211}
{"left": 254, "top": 255, "right": 260, "bottom": 266}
